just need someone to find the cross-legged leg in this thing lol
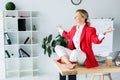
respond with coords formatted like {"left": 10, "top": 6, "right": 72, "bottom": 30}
{"left": 55, "top": 45, "right": 76, "bottom": 69}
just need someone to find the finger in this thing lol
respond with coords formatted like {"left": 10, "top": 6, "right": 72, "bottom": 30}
{"left": 56, "top": 25, "right": 61, "bottom": 28}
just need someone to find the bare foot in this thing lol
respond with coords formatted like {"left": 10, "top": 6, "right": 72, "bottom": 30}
{"left": 65, "top": 63, "right": 76, "bottom": 69}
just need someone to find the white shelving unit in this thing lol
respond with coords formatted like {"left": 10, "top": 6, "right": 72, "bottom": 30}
{"left": 2, "top": 10, "right": 40, "bottom": 79}
{"left": 0, "top": 11, "right": 5, "bottom": 80}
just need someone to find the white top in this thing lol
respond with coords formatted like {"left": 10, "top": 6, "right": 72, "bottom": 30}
{"left": 73, "top": 23, "right": 85, "bottom": 50}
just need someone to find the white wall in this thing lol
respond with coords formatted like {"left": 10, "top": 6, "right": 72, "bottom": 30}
{"left": 0, "top": 0, "right": 120, "bottom": 73}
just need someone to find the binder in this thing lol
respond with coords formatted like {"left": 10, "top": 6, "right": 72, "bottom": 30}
{"left": 18, "top": 19, "right": 26, "bottom": 31}
{"left": 19, "top": 48, "right": 23, "bottom": 58}
{"left": 4, "top": 32, "right": 12, "bottom": 45}
{"left": 24, "top": 37, "right": 31, "bottom": 44}
{"left": 5, "top": 50, "right": 11, "bottom": 58}
{"left": 19, "top": 48, "right": 30, "bottom": 57}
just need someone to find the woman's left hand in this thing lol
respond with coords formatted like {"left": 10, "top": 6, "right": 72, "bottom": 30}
{"left": 102, "top": 27, "right": 113, "bottom": 35}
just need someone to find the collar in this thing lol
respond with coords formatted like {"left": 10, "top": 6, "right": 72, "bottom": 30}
{"left": 76, "top": 23, "right": 85, "bottom": 31}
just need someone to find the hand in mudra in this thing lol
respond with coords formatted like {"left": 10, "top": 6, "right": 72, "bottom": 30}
{"left": 56, "top": 24, "right": 62, "bottom": 29}
{"left": 103, "top": 27, "right": 113, "bottom": 35}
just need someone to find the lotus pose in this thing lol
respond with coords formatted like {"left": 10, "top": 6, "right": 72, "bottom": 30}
{"left": 55, "top": 9, "right": 113, "bottom": 69}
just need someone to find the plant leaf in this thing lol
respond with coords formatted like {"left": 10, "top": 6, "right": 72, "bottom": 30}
{"left": 51, "top": 40, "right": 56, "bottom": 47}
{"left": 42, "top": 44, "right": 45, "bottom": 49}
{"left": 55, "top": 41, "right": 61, "bottom": 45}
{"left": 47, "top": 34, "right": 52, "bottom": 43}
{"left": 47, "top": 46, "right": 52, "bottom": 57}
{"left": 42, "top": 34, "right": 68, "bottom": 57}
{"left": 61, "top": 38, "right": 68, "bottom": 47}
{"left": 44, "top": 48, "right": 47, "bottom": 55}
{"left": 48, "top": 52, "right": 52, "bottom": 57}
{"left": 43, "top": 45, "right": 46, "bottom": 54}
{"left": 52, "top": 47, "right": 55, "bottom": 53}
{"left": 43, "top": 37, "right": 47, "bottom": 43}
{"left": 56, "top": 34, "right": 61, "bottom": 38}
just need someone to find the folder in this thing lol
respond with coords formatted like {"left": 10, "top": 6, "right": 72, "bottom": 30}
{"left": 5, "top": 50, "right": 11, "bottom": 58}
{"left": 4, "top": 32, "right": 12, "bottom": 45}
{"left": 24, "top": 37, "right": 31, "bottom": 44}
{"left": 19, "top": 48, "right": 30, "bottom": 57}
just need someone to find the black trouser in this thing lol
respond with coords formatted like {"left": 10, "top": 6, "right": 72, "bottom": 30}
{"left": 59, "top": 73, "right": 76, "bottom": 80}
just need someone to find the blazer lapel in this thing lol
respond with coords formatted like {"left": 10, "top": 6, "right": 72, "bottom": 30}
{"left": 80, "top": 24, "right": 87, "bottom": 41}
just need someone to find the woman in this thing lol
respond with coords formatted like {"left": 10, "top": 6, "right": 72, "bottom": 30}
{"left": 55, "top": 9, "right": 113, "bottom": 69}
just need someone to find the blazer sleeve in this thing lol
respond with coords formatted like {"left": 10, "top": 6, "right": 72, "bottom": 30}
{"left": 62, "top": 31, "right": 71, "bottom": 40}
{"left": 62, "top": 26, "right": 76, "bottom": 40}
{"left": 90, "top": 28, "right": 104, "bottom": 44}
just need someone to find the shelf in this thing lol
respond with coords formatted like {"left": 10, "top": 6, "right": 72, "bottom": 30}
{"left": 5, "top": 58, "right": 19, "bottom": 71}
{"left": 32, "top": 47, "right": 39, "bottom": 57}
{"left": 6, "top": 70, "right": 19, "bottom": 73}
{"left": 19, "top": 44, "right": 32, "bottom": 46}
{"left": 5, "top": 46, "right": 19, "bottom": 58}
{"left": 19, "top": 57, "right": 33, "bottom": 71}
{"left": 19, "top": 31, "right": 32, "bottom": 44}
{"left": 6, "top": 71, "right": 19, "bottom": 79}
{"left": 4, "top": 17, "right": 18, "bottom": 32}
{"left": 18, "top": 11, "right": 31, "bottom": 18}
{"left": 3, "top": 10, "right": 17, "bottom": 18}
{"left": 20, "top": 71, "right": 33, "bottom": 78}
{"left": 2, "top": 10, "right": 40, "bottom": 79}
{"left": 4, "top": 32, "right": 18, "bottom": 45}
{"left": 33, "top": 70, "right": 39, "bottom": 77}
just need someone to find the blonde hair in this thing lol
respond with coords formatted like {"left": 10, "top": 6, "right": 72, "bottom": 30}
{"left": 76, "top": 9, "right": 90, "bottom": 26}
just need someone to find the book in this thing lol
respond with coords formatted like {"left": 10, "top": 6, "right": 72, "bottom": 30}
{"left": 24, "top": 37, "right": 31, "bottom": 44}
{"left": 19, "top": 48, "right": 23, "bottom": 58}
{"left": 4, "top": 32, "right": 12, "bottom": 45}
{"left": 5, "top": 50, "right": 10, "bottom": 58}
{"left": 18, "top": 19, "right": 26, "bottom": 31}
{"left": 19, "top": 48, "right": 30, "bottom": 57}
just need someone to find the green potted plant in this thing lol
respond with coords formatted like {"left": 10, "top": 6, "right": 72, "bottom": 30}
{"left": 5, "top": 2, "right": 16, "bottom": 10}
{"left": 42, "top": 34, "right": 68, "bottom": 57}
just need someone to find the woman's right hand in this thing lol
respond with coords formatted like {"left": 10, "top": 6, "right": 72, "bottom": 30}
{"left": 56, "top": 24, "right": 62, "bottom": 29}
{"left": 56, "top": 25, "right": 63, "bottom": 35}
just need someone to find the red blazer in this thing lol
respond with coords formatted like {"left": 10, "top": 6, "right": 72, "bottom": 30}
{"left": 62, "top": 24, "right": 104, "bottom": 68}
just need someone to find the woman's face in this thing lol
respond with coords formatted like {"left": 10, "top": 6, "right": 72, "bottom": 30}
{"left": 74, "top": 12, "right": 85, "bottom": 24}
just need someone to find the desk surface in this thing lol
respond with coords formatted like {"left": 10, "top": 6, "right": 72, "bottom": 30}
{"left": 54, "top": 60, "right": 120, "bottom": 76}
